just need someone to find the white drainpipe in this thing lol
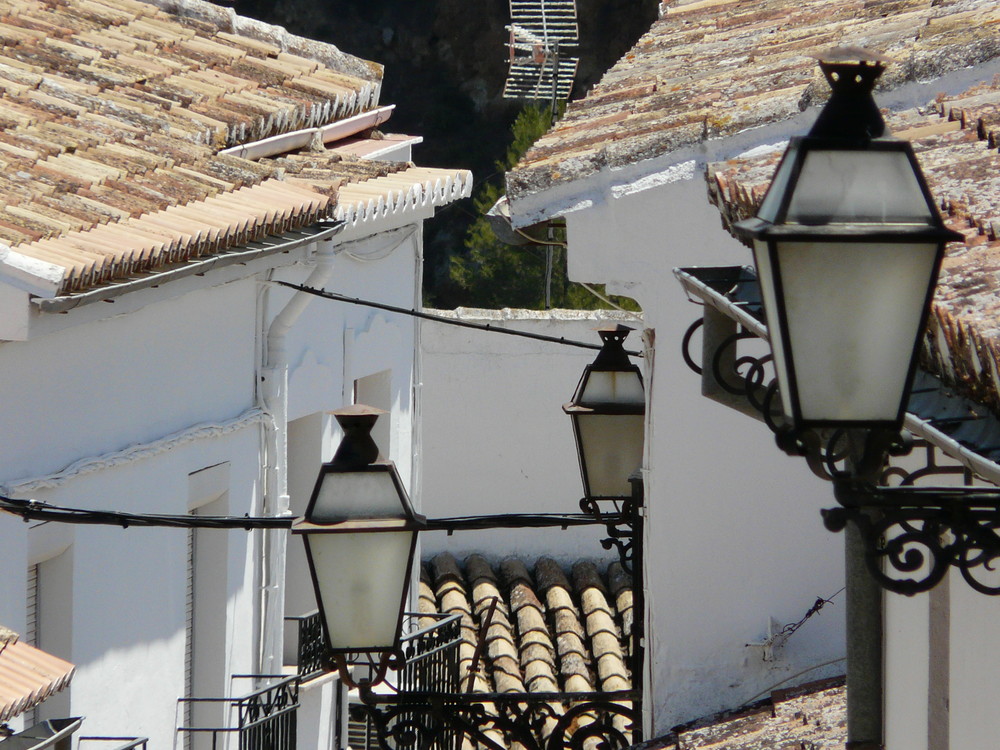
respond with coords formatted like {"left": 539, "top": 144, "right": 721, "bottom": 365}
{"left": 258, "top": 231, "right": 340, "bottom": 676}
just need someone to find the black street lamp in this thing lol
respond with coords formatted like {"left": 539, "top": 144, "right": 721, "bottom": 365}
{"left": 720, "top": 50, "right": 1000, "bottom": 601}
{"left": 733, "top": 53, "right": 962, "bottom": 440}
{"left": 564, "top": 325, "right": 645, "bottom": 503}
{"left": 292, "top": 405, "right": 425, "bottom": 686}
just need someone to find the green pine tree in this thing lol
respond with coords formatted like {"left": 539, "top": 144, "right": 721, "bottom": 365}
{"left": 449, "top": 106, "right": 640, "bottom": 312}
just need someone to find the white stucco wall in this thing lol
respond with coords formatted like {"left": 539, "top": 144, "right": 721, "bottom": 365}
{"left": 419, "top": 308, "right": 642, "bottom": 561}
{"left": 0, "top": 224, "right": 423, "bottom": 750}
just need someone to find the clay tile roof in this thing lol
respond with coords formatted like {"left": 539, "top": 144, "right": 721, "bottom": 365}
{"left": 422, "top": 553, "right": 634, "bottom": 696}
{"left": 507, "top": 0, "right": 1000, "bottom": 206}
{"left": 0, "top": 628, "right": 76, "bottom": 723}
{"left": 647, "top": 678, "right": 845, "bottom": 748}
{"left": 707, "top": 78, "right": 1000, "bottom": 418}
{"left": 0, "top": 0, "right": 469, "bottom": 302}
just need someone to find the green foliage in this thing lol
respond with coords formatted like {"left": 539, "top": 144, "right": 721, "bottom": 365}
{"left": 448, "top": 106, "right": 640, "bottom": 312}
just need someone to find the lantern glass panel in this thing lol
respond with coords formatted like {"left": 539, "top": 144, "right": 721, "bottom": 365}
{"left": 751, "top": 239, "right": 793, "bottom": 417}
{"left": 787, "top": 150, "right": 933, "bottom": 224}
{"left": 579, "top": 370, "right": 644, "bottom": 405}
{"left": 306, "top": 528, "right": 415, "bottom": 651}
{"left": 775, "top": 239, "right": 939, "bottom": 422}
{"left": 576, "top": 413, "right": 644, "bottom": 497}
{"left": 310, "top": 470, "right": 404, "bottom": 523}
{"left": 756, "top": 145, "right": 799, "bottom": 224}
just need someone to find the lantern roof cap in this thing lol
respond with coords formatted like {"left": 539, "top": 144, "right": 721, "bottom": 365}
{"left": 330, "top": 403, "right": 384, "bottom": 469}
{"left": 807, "top": 50, "right": 888, "bottom": 141}
{"left": 329, "top": 404, "right": 386, "bottom": 418}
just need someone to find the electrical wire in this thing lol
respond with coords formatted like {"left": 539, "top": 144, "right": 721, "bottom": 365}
{"left": 0, "top": 496, "right": 616, "bottom": 531}
{"left": 0, "top": 496, "right": 293, "bottom": 529}
{"left": 272, "top": 281, "right": 643, "bottom": 357}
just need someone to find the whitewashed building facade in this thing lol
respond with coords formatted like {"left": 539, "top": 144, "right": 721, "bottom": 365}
{"left": 0, "top": 0, "right": 470, "bottom": 746}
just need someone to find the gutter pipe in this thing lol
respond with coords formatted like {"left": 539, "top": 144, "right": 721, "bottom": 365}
{"left": 258, "top": 226, "right": 343, "bottom": 676}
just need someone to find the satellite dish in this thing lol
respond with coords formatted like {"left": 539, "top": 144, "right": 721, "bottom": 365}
{"left": 503, "top": 0, "right": 580, "bottom": 108}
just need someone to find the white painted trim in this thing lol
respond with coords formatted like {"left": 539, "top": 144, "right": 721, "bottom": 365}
{"left": 1, "top": 408, "right": 267, "bottom": 494}
{"left": 219, "top": 106, "right": 396, "bottom": 161}
{"left": 0, "top": 246, "right": 64, "bottom": 297}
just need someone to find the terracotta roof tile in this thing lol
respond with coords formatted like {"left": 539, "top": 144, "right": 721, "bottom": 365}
{"left": 507, "top": 0, "right": 1000, "bottom": 204}
{"left": 649, "top": 679, "right": 846, "bottom": 748}
{"left": 0, "top": 631, "right": 75, "bottom": 723}
{"left": 0, "top": 0, "right": 447, "bottom": 300}
{"left": 424, "top": 553, "right": 633, "bottom": 696}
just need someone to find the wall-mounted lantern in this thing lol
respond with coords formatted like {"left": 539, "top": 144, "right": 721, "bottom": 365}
{"left": 733, "top": 55, "right": 963, "bottom": 433}
{"left": 564, "top": 325, "right": 645, "bottom": 501}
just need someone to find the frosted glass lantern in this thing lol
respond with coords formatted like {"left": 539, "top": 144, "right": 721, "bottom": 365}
{"left": 292, "top": 405, "right": 425, "bottom": 655}
{"left": 734, "top": 57, "right": 963, "bottom": 431}
{"left": 564, "top": 326, "right": 645, "bottom": 500}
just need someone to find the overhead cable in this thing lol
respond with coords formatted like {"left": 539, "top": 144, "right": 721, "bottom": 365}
{"left": 272, "top": 281, "right": 643, "bottom": 357}
{"left": 0, "top": 496, "right": 616, "bottom": 531}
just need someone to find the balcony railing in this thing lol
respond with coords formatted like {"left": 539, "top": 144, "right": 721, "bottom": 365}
{"left": 284, "top": 611, "right": 327, "bottom": 679}
{"left": 284, "top": 611, "right": 462, "bottom": 691}
{"left": 285, "top": 611, "right": 463, "bottom": 750}
{"left": 177, "top": 675, "right": 299, "bottom": 750}
{"left": 396, "top": 612, "right": 462, "bottom": 696}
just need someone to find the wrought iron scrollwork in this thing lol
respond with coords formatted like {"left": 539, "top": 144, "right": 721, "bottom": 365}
{"left": 682, "top": 317, "right": 785, "bottom": 433}
{"left": 825, "top": 485, "right": 1000, "bottom": 596}
{"left": 681, "top": 319, "right": 704, "bottom": 375}
{"left": 579, "top": 497, "right": 637, "bottom": 574}
{"left": 354, "top": 691, "right": 637, "bottom": 750}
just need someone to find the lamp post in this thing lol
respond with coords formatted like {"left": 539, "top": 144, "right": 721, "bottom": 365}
{"left": 292, "top": 405, "right": 425, "bottom": 687}
{"left": 290, "top": 396, "right": 643, "bottom": 750}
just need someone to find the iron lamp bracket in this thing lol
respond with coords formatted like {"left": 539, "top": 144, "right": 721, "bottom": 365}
{"left": 823, "top": 484, "right": 1000, "bottom": 596}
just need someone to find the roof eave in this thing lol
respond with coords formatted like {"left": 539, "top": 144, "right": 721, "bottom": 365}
{"left": 0, "top": 247, "right": 64, "bottom": 298}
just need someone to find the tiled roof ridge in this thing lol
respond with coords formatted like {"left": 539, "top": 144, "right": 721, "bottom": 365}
{"left": 136, "top": 0, "right": 383, "bottom": 83}
{"left": 466, "top": 553, "right": 527, "bottom": 693}
{"left": 535, "top": 556, "right": 596, "bottom": 693}
{"left": 425, "top": 553, "right": 488, "bottom": 692}
{"left": 0, "top": 0, "right": 382, "bottom": 150}
{"left": 499, "top": 559, "right": 560, "bottom": 694}
{"left": 572, "top": 561, "right": 629, "bottom": 692}
{"left": 2, "top": 156, "right": 471, "bottom": 298}
{"left": 507, "top": 0, "right": 1000, "bottom": 204}
{"left": 705, "top": 81, "right": 1000, "bottom": 418}
{"left": 424, "top": 552, "right": 632, "bottom": 696}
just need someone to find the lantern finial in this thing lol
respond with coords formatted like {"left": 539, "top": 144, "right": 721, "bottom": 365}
{"left": 809, "top": 47, "right": 888, "bottom": 141}
{"left": 592, "top": 325, "right": 636, "bottom": 371}
{"left": 330, "top": 404, "right": 384, "bottom": 469}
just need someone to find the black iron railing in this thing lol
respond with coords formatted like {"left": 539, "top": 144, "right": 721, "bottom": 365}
{"left": 285, "top": 610, "right": 463, "bottom": 690}
{"left": 355, "top": 690, "right": 637, "bottom": 750}
{"left": 388, "top": 613, "right": 464, "bottom": 750}
{"left": 285, "top": 611, "right": 327, "bottom": 679}
{"left": 396, "top": 612, "right": 462, "bottom": 695}
{"left": 177, "top": 675, "right": 299, "bottom": 750}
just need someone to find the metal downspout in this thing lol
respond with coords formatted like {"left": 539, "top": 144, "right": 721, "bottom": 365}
{"left": 259, "top": 230, "right": 341, "bottom": 676}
